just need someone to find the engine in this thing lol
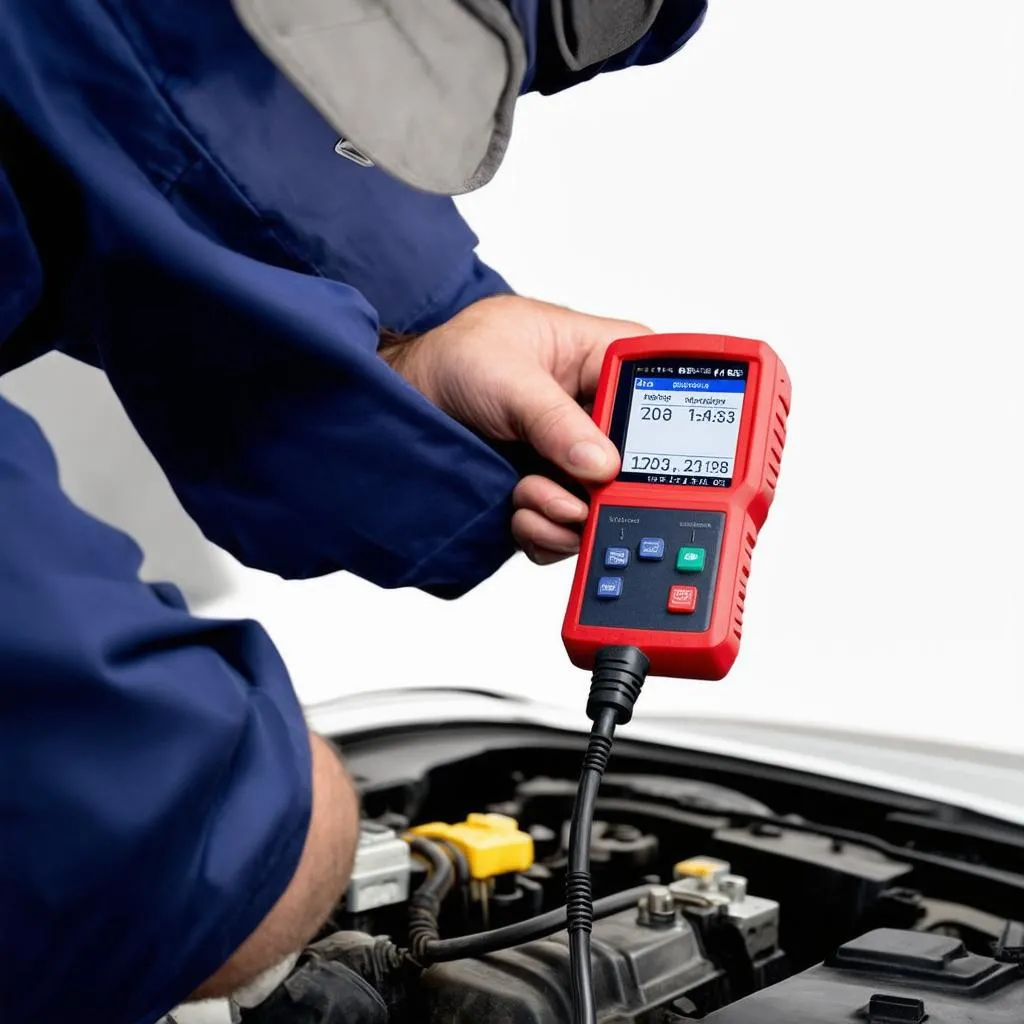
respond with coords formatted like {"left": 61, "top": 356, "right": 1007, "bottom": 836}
{"left": 223, "top": 729, "right": 1024, "bottom": 1024}
{"left": 239, "top": 816, "right": 1023, "bottom": 1022}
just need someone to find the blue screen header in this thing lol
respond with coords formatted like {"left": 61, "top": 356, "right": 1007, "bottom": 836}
{"left": 633, "top": 377, "right": 746, "bottom": 394}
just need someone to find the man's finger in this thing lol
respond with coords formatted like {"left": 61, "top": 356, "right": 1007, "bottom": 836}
{"left": 522, "top": 544, "right": 572, "bottom": 566}
{"left": 512, "top": 508, "right": 581, "bottom": 560}
{"left": 513, "top": 475, "right": 588, "bottom": 524}
{"left": 509, "top": 371, "right": 621, "bottom": 483}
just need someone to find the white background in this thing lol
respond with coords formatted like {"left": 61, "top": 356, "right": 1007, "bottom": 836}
{"left": 3, "top": 1, "right": 1022, "bottom": 750}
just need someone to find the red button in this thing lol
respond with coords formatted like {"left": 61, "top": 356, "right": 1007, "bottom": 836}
{"left": 667, "top": 584, "right": 698, "bottom": 614}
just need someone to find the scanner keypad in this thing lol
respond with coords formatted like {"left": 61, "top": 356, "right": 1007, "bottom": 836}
{"left": 580, "top": 506, "right": 725, "bottom": 633}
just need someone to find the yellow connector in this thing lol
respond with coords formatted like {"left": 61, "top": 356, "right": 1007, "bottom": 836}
{"left": 674, "top": 856, "right": 731, "bottom": 883}
{"left": 410, "top": 813, "right": 534, "bottom": 880}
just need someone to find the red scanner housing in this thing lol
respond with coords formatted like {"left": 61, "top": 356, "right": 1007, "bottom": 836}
{"left": 562, "top": 334, "right": 791, "bottom": 680}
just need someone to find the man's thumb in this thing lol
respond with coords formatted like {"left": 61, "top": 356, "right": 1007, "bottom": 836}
{"left": 512, "top": 370, "right": 620, "bottom": 483}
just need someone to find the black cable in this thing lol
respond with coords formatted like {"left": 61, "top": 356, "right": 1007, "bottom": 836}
{"left": 421, "top": 884, "right": 653, "bottom": 962}
{"left": 566, "top": 706, "right": 616, "bottom": 1023}
{"left": 566, "top": 646, "right": 649, "bottom": 1024}
{"left": 406, "top": 836, "right": 455, "bottom": 964}
{"left": 436, "top": 838, "right": 473, "bottom": 928}
{"left": 407, "top": 835, "right": 454, "bottom": 900}
{"left": 437, "top": 839, "right": 471, "bottom": 889}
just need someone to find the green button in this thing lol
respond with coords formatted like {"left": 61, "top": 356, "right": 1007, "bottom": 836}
{"left": 676, "top": 546, "right": 706, "bottom": 573}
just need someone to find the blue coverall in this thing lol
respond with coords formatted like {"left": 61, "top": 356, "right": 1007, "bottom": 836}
{"left": 0, "top": 2, "right": 706, "bottom": 1020}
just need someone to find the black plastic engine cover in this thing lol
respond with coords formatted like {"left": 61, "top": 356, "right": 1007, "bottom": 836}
{"left": 696, "top": 928, "right": 1024, "bottom": 1023}
{"left": 414, "top": 907, "right": 725, "bottom": 1023}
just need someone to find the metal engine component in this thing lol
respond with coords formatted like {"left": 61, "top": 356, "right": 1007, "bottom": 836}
{"left": 345, "top": 823, "right": 411, "bottom": 913}
{"left": 637, "top": 885, "right": 678, "bottom": 928}
{"left": 672, "top": 857, "right": 781, "bottom": 962}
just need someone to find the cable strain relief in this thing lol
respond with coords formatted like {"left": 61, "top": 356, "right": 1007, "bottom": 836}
{"left": 582, "top": 734, "right": 613, "bottom": 775}
{"left": 587, "top": 646, "right": 650, "bottom": 725}
{"left": 565, "top": 871, "right": 594, "bottom": 935}
{"left": 370, "top": 938, "right": 407, "bottom": 977}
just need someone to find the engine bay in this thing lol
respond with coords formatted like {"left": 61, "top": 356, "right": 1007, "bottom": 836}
{"left": 242, "top": 721, "right": 1024, "bottom": 1024}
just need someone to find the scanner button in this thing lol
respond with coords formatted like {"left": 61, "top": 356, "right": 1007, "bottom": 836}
{"left": 603, "top": 547, "right": 631, "bottom": 569}
{"left": 667, "top": 584, "right": 698, "bottom": 614}
{"left": 597, "top": 577, "right": 623, "bottom": 600}
{"left": 676, "top": 546, "right": 706, "bottom": 573}
{"left": 638, "top": 538, "right": 665, "bottom": 561}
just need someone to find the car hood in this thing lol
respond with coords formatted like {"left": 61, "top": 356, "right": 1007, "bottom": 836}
{"left": 306, "top": 688, "right": 1024, "bottom": 828}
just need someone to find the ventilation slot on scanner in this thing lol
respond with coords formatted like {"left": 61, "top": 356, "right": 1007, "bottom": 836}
{"left": 733, "top": 533, "right": 757, "bottom": 641}
{"left": 766, "top": 393, "right": 789, "bottom": 494}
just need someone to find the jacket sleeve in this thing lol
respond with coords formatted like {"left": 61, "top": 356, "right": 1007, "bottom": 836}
{"left": 1, "top": 0, "right": 522, "bottom": 594}
{"left": 0, "top": 394, "right": 312, "bottom": 1024}
{"left": 90, "top": 203, "right": 522, "bottom": 591}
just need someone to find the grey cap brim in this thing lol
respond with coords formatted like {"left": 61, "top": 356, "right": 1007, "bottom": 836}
{"left": 232, "top": 0, "right": 526, "bottom": 195}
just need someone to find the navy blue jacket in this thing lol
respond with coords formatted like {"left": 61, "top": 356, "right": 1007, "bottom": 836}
{"left": 0, "top": 2, "right": 705, "bottom": 1020}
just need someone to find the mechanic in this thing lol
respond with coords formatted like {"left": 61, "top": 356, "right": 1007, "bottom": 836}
{"left": 0, "top": 2, "right": 707, "bottom": 1021}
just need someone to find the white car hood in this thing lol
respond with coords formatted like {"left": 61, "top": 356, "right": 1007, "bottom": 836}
{"left": 307, "top": 688, "right": 1024, "bottom": 828}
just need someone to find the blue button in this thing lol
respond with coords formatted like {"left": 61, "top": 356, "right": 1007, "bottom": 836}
{"left": 638, "top": 537, "right": 665, "bottom": 561}
{"left": 596, "top": 576, "right": 623, "bottom": 599}
{"left": 604, "top": 546, "right": 630, "bottom": 568}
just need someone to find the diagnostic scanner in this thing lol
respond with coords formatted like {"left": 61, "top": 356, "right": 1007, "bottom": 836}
{"left": 562, "top": 334, "right": 790, "bottom": 679}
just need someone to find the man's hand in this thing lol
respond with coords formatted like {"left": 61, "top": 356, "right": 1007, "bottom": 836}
{"left": 380, "top": 295, "right": 651, "bottom": 564}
